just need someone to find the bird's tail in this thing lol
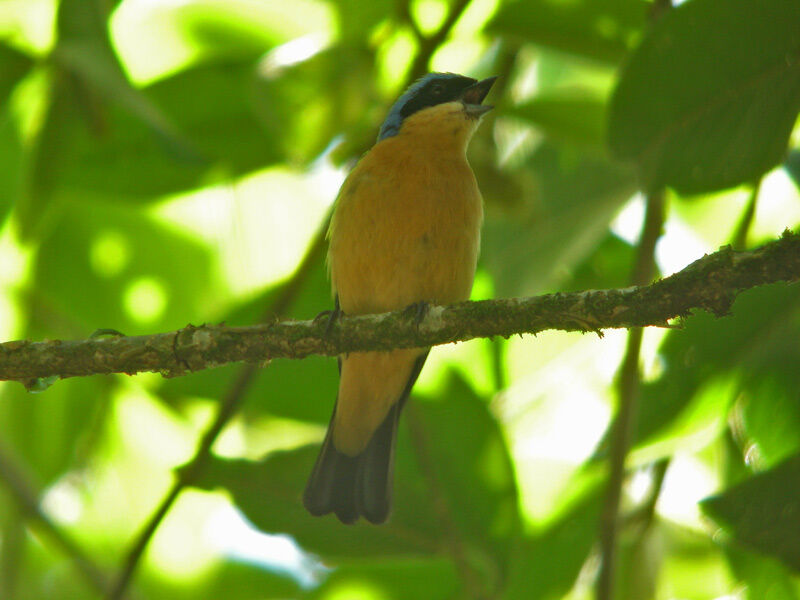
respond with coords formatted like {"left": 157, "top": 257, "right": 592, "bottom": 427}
{"left": 303, "top": 352, "right": 428, "bottom": 524}
{"left": 303, "top": 399, "right": 400, "bottom": 524}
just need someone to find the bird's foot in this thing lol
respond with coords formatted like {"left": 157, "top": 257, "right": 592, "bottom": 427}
{"left": 90, "top": 328, "right": 126, "bottom": 338}
{"left": 403, "top": 301, "right": 430, "bottom": 328}
{"left": 314, "top": 306, "right": 343, "bottom": 336}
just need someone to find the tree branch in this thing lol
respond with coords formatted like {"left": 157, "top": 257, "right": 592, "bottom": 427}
{"left": 1, "top": 231, "right": 799, "bottom": 384}
{"left": 597, "top": 189, "right": 666, "bottom": 600}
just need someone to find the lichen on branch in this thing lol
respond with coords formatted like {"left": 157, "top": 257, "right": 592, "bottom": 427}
{"left": 1, "top": 231, "right": 798, "bottom": 385}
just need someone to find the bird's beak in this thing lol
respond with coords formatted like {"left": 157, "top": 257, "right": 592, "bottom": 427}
{"left": 461, "top": 76, "right": 498, "bottom": 117}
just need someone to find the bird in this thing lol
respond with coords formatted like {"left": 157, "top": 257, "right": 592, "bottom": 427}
{"left": 303, "top": 72, "right": 496, "bottom": 524}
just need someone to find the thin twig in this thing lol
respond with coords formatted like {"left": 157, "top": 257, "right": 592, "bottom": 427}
{"left": 406, "top": 405, "right": 489, "bottom": 599}
{"left": 408, "top": 0, "right": 472, "bottom": 81}
{"left": 596, "top": 190, "right": 667, "bottom": 600}
{"left": 106, "top": 221, "right": 329, "bottom": 600}
{"left": 731, "top": 179, "right": 761, "bottom": 251}
{"left": 0, "top": 441, "right": 112, "bottom": 597}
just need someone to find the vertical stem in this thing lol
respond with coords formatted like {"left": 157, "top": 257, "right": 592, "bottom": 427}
{"left": 596, "top": 190, "right": 666, "bottom": 600}
{"left": 0, "top": 442, "right": 111, "bottom": 596}
{"left": 107, "top": 220, "right": 329, "bottom": 600}
{"left": 406, "top": 405, "right": 487, "bottom": 599}
{"left": 731, "top": 179, "right": 761, "bottom": 251}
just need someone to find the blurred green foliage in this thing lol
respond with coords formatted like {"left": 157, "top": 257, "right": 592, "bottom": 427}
{"left": 0, "top": 0, "right": 799, "bottom": 599}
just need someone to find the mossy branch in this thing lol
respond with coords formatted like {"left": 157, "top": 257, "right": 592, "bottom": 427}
{"left": 2, "top": 231, "right": 799, "bottom": 385}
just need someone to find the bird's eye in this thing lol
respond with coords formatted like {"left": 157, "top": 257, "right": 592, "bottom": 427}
{"left": 431, "top": 83, "right": 444, "bottom": 96}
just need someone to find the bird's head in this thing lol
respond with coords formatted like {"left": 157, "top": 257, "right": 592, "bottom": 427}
{"left": 377, "top": 72, "right": 497, "bottom": 148}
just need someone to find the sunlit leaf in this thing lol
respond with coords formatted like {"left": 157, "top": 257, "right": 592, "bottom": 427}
{"left": 608, "top": 0, "right": 800, "bottom": 194}
{"left": 702, "top": 452, "right": 800, "bottom": 572}
{"left": 725, "top": 547, "right": 800, "bottom": 600}
{"left": 31, "top": 199, "right": 211, "bottom": 337}
{"left": 739, "top": 374, "right": 800, "bottom": 468}
{"left": 192, "top": 371, "right": 518, "bottom": 589}
{"left": 306, "top": 556, "right": 461, "bottom": 600}
{"left": 504, "top": 480, "right": 604, "bottom": 600}
{"left": 139, "top": 559, "right": 303, "bottom": 600}
{"left": 112, "top": 0, "right": 332, "bottom": 83}
{"left": 627, "top": 283, "right": 800, "bottom": 457}
{"left": 192, "top": 448, "right": 443, "bottom": 558}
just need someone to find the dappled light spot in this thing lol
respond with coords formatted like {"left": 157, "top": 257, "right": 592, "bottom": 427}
{"left": 411, "top": 0, "right": 447, "bottom": 35}
{"left": 323, "top": 580, "right": 388, "bottom": 600}
{"left": 90, "top": 230, "right": 131, "bottom": 278}
{"left": 594, "top": 15, "right": 618, "bottom": 40}
{"left": 124, "top": 276, "right": 168, "bottom": 324}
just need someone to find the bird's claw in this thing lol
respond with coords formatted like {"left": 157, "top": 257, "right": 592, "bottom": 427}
{"left": 90, "top": 328, "right": 126, "bottom": 338}
{"left": 403, "top": 301, "right": 430, "bottom": 328}
{"left": 315, "top": 306, "right": 342, "bottom": 336}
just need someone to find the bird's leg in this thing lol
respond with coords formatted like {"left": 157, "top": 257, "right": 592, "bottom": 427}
{"left": 315, "top": 297, "right": 343, "bottom": 336}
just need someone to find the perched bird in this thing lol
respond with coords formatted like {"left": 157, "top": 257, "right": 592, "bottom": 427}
{"left": 303, "top": 72, "right": 496, "bottom": 524}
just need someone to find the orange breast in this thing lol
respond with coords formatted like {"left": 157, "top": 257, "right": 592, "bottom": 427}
{"left": 328, "top": 136, "right": 483, "bottom": 316}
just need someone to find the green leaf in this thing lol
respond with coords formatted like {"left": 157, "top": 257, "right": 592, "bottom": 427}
{"left": 409, "top": 373, "right": 520, "bottom": 588}
{"left": 786, "top": 150, "right": 800, "bottom": 189}
{"left": 159, "top": 257, "right": 338, "bottom": 424}
{"left": 0, "top": 375, "right": 107, "bottom": 485}
{"left": 306, "top": 557, "right": 461, "bottom": 600}
{"left": 489, "top": 0, "right": 647, "bottom": 64}
{"left": 31, "top": 198, "right": 212, "bottom": 337}
{"left": 481, "top": 141, "right": 636, "bottom": 297}
{"left": 329, "top": 0, "right": 392, "bottom": 44}
{"left": 192, "top": 448, "right": 443, "bottom": 559}
{"left": 615, "top": 524, "right": 660, "bottom": 600}
{"left": 0, "top": 42, "right": 32, "bottom": 107}
{"left": 0, "top": 105, "right": 23, "bottom": 228}
{"left": 701, "top": 452, "right": 800, "bottom": 572}
{"left": 508, "top": 91, "right": 607, "bottom": 149}
{"left": 725, "top": 547, "right": 800, "bottom": 600}
{"left": 15, "top": 70, "right": 76, "bottom": 240}
{"left": 112, "top": 0, "right": 329, "bottom": 82}
{"left": 252, "top": 45, "right": 377, "bottom": 165}
{"left": 139, "top": 560, "right": 304, "bottom": 600}
{"left": 608, "top": 0, "right": 800, "bottom": 194}
{"left": 55, "top": 45, "right": 374, "bottom": 201}
{"left": 627, "top": 282, "right": 800, "bottom": 458}
{"left": 55, "top": 61, "right": 285, "bottom": 200}
{"left": 504, "top": 480, "right": 604, "bottom": 600}
{"left": 54, "top": 0, "right": 199, "bottom": 161}
{"left": 740, "top": 374, "right": 800, "bottom": 468}
{"left": 191, "top": 372, "right": 519, "bottom": 583}
{"left": 561, "top": 232, "right": 636, "bottom": 292}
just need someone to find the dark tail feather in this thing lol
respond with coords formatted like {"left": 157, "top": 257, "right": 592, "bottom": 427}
{"left": 303, "top": 401, "right": 399, "bottom": 524}
{"left": 303, "top": 352, "right": 428, "bottom": 524}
